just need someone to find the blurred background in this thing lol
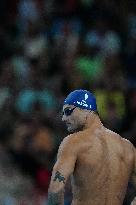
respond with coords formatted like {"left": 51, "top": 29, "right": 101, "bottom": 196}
{"left": 0, "top": 0, "right": 135, "bottom": 204}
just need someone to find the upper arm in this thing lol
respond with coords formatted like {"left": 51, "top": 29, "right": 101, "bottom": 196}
{"left": 49, "top": 136, "right": 78, "bottom": 192}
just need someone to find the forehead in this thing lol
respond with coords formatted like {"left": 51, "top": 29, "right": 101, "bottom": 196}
{"left": 63, "top": 104, "right": 75, "bottom": 110}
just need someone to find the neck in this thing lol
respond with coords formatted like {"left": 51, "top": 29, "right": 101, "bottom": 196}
{"left": 84, "top": 112, "right": 103, "bottom": 131}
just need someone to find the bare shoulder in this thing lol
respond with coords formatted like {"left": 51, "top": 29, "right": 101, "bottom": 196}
{"left": 60, "top": 133, "right": 81, "bottom": 146}
{"left": 104, "top": 128, "right": 123, "bottom": 145}
{"left": 120, "top": 135, "right": 134, "bottom": 155}
{"left": 58, "top": 133, "right": 82, "bottom": 155}
{"left": 105, "top": 128, "right": 122, "bottom": 140}
{"left": 105, "top": 128, "right": 134, "bottom": 155}
{"left": 121, "top": 137, "right": 134, "bottom": 148}
{"left": 105, "top": 128, "right": 132, "bottom": 146}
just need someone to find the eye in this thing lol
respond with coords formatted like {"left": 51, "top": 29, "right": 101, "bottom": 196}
{"left": 63, "top": 107, "right": 76, "bottom": 116}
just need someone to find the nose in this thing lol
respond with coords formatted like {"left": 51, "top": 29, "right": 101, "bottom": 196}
{"left": 62, "top": 114, "right": 67, "bottom": 122}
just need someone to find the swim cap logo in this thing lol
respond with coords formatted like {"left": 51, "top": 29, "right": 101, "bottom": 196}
{"left": 76, "top": 93, "right": 89, "bottom": 108}
{"left": 64, "top": 90, "right": 96, "bottom": 111}
{"left": 76, "top": 101, "right": 88, "bottom": 107}
{"left": 85, "top": 93, "right": 88, "bottom": 100}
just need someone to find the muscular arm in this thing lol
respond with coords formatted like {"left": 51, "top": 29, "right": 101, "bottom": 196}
{"left": 47, "top": 171, "right": 65, "bottom": 205}
{"left": 47, "top": 136, "right": 77, "bottom": 205}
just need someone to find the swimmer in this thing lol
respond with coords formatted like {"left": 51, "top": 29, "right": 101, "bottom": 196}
{"left": 48, "top": 89, "right": 136, "bottom": 205}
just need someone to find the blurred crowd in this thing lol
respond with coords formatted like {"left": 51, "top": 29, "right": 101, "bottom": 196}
{"left": 0, "top": 0, "right": 135, "bottom": 204}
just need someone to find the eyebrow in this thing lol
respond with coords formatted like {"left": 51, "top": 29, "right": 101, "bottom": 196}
{"left": 63, "top": 107, "right": 73, "bottom": 111}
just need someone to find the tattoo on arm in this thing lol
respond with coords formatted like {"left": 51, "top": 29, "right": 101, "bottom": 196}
{"left": 48, "top": 190, "right": 64, "bottom": 205}
{"left": 53, "top": 171, "right": 66, "bottom": 184}
{"left": 47, "top": 171, "right": 65, "bottom": 205}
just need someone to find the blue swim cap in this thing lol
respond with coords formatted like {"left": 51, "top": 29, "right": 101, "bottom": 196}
{"left": 64, "top": 89, "right": 97, "bottom": 111}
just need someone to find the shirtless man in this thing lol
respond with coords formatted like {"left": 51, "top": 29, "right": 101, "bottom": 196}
{"left": 48, "top": 89, "right": 136, "bottom": 205}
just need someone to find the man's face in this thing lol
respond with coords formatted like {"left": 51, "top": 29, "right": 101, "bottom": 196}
{"left": 62, "top": 105, "right": 86, "bottom": 133}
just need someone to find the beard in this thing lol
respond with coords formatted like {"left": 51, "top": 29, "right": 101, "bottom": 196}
{"left": 67, "top": 123, "right": 85, "bottom": 133}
